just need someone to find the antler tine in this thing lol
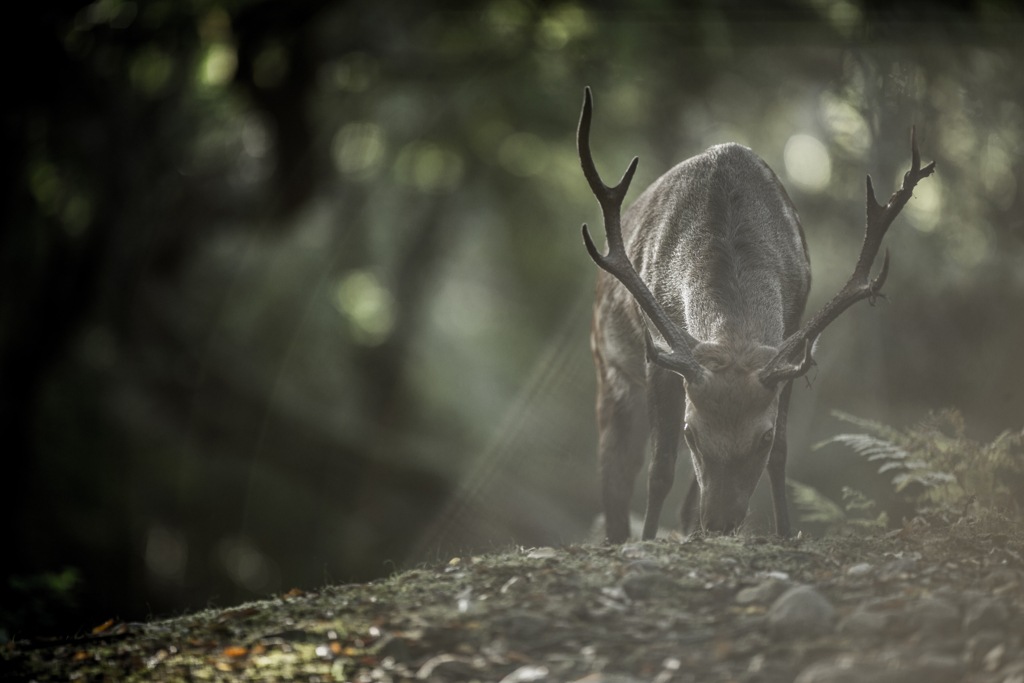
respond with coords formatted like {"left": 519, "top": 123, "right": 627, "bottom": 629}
{"left": 578, "top": 87, "right": 706, "bottom": 383}
{"left": 760, "top": 127, "right": 935, "bottom": 386}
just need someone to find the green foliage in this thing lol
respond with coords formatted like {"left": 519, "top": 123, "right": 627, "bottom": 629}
{"left": 817, "top": 410, "right": 1024, "bottom": 515}
{"left": 788, "top": 481, "right": 888, "bottom": 535}
{"left": 1, "top": 568, "right": 81, "bottom": 642}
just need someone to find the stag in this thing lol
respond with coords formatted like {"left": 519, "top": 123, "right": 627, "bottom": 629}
{"left": 578, "top": 87, "right": 934, "bottom": 542}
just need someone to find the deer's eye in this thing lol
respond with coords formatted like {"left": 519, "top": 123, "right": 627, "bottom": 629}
{"left": 762, "top": 430, "right": 774, "bottom": 445}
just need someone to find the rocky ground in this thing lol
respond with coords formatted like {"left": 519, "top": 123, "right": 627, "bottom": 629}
{"left": 4, "top": 512, "right": 1024, "bottom": 683}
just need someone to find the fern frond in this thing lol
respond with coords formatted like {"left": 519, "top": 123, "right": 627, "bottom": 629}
{"left": 830, "top": 410, "right": 904, "bottom": 441}
{"left": 788, "top": 480, "right": 846, "bottom": 526}
{"left": 822, "top": 410, "right": 1022, "bottom": 519}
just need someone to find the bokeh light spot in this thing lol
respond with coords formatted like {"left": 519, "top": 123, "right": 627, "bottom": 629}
{"left": 199, "top": 43, "right": 237, "bottom": 87}
{"left": 332, "top": 123, "right": 386, "bottom": 177}
{"left": 334, "top": 270, "right": 396, "bottom": 346}
{"left": 129, "top": 45, "right": 173, "bottom": 97}
{"left": 28, "top": 161, "right": 64, "bottom": 216}
{"left": 981, "top": 135, "right": 1017, "bottom": 210}
{"left": 535, "top": 5, "right": 590, "bottom": 50}
{"left": 318, "top": 53, "right": 377, "bottom": 93}
{"left": 486, "top": 0, "right": 530, "bottom": 37}
{"left": 784, "top": 134, "right": 832, "bottom": 192}
{"left": 819, "top": 93, "right": 870, "bottom": 158}
{"left": 218, "top": 537, "right": 275, "bottom": 592}
{"left": 395, "top": 142, "right": 463, "bottom": 192}
{"left": 905, "top": 174, "right": 942, "bottom": 232}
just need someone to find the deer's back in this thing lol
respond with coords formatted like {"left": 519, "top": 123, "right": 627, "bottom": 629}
{"left": 593, "top": 143, "right": 811, "bottom": 385}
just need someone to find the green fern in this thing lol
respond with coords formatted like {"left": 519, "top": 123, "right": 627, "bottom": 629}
{"left": 788, "top": 481, "right": 888, "bottom": 534}
{"left": 816, "top": 409, "right": 1024, "bottom": 516}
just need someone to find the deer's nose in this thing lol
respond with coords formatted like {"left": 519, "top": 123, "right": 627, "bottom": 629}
{"left": 702, "top": 500, "right": 748, "bottom": 534}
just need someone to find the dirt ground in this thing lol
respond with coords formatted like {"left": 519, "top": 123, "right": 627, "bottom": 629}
{"left": 4, "top": 511, "right": 1024, "bottom": 683}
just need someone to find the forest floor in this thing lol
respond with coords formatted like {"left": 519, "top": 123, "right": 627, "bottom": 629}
{"left": 3, "top": 511, "right": 1024, "bottom": 683}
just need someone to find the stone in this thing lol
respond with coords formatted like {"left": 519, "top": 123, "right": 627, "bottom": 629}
{"left": 494, "top": 612, "right": 550, "bottom": 639}
{"left": 621, "top": 572, "right": 677, "bottom": 600}
{"left": 795, "top": 654, "right": 963, "bottom": 683}
{"left": 415, "top": 654, "right": 476, "bottom": 680}
{"left": 767, "top": 585, "right": 838, "bottom": 639}
{"left": 912, "top": 653, "right": 966, "bottom": 683}
{"left": 838, "top": 610, "right": 888, "bottom": 637}
{"left": 499, "top": 665, "right": 549, "bottom": 683}
{"left": 846, "top": 563, "right": 872, "bottom": 577}
{"left": 736, "top": 578, "right": 792, "bottom": 605}
{"left": 624, "top": 559, "right": 661, "bottom": 574}
{"left": 966, "top": 630, "right": 1007, "bottom": 666}
{"left": 877, "top": 557, "right": 917, "bottom": 581}
{"left": 983, "top": 568, "right": 1020, "bottom": 591}
{"left": 905, "top": 597, "right": 961, "bottom": 636}
{"left": 964, "top": 598, "right": 1011, "bottom": 635}
{"left": 569, "top": 675, "right": 645, "bottom": 683}
{"left": 794, "top": 661, "right": 881, "bottom": 683}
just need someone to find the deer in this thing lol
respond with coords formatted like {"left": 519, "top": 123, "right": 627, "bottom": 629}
{"left": 577, "top": 87, "right": 934, "bottom": 542}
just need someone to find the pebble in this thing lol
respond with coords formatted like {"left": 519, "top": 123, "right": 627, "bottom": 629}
{"left": 493, "top": 612, "right": 550, "bottom": 639}
{"left": 983, "top": 568, "right": 1020, "bottom": 590}
{"left": 877, "top": 557, "right": 917, "bottom": 581}
{"left": 499, "top": 665, "right": 549, "bottom": 683}
{"left": 767, "top": 585, "right": 837, "bottom": 639}
{"left": 621, "top": 572, "right": 677, "bottom": 600}
{"left": 794, "top": 654, "right": 964, "bottom": 683}
{"left": 838, "top": 610, "right": 888, "bottom": 637}
{"left": 793, "top": 661, "right": 881, "bottom": 683}
{"left": 913, "top": 653, "right": 966, "bottom": 682}
{"left": 415, "top": 654, "right": 476, "bottom": 680}
{"left": 624, "top": 559, "right": 660, "bottom": 574}
{"left": 963, "top": 597, "right": 1011, "bottom": 634}
{"left": 905, "top": 597, "right": 961, "bottom": 636}
{"left": 569, "top": 675, "right": 645, "bottom": 683}
{"left": 736, "top": 578, "right": 792, "bottom": 605}
{"left": 966, "top": 630, "right": 1006, "bottom": 666}
{"left": 846, "top": 563, "right": 872, "bottom": 577}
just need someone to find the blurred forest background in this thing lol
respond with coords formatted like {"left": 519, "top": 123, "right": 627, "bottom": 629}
{"left": 3, "top": 0, "right": 1024, "bottom": 640}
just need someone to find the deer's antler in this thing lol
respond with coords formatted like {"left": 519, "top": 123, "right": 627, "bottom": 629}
{"left": 578, "top": 87, "right": 707, "bottom": 384}
{"left": 759, "top": 127, "right": 935, "bottom": 385}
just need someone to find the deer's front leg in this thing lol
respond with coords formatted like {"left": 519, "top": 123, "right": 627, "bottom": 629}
{"left": 642, "top": 366, "right": 685, "bottom": 540}
{"left": 767, "top": 380, "right": 793, "bottom": 537}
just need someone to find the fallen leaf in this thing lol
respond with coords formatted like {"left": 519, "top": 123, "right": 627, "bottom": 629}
{"left": 215, "top": 661, "right": 233, "bottom": 672}
{"left": 72, "top": 651, "right": 90, "bottom": 661}
{"left": 92, "top": 619, "right": 115, "bottom": 634}
{"left": 283, "top": 588, "right": 305, "bottom": 598}
{"left": 251, "top": 644, "right": 266, "bottom": 655}
{"left": 223, "top": 646, "right": 248, "bottom": 657}
{"left": 330, "top": 642, "right": 342, "bottom": 655}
